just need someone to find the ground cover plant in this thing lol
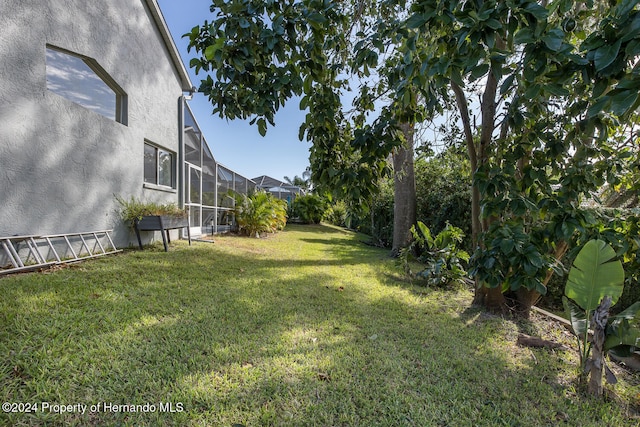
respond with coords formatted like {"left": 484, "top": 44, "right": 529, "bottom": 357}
{"left": 0, "top": 224, "right": 638, "bottom": 426}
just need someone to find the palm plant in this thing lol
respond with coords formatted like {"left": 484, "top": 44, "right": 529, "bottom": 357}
{"left": 232, "top": 191, "right": 287, "bottom": 238}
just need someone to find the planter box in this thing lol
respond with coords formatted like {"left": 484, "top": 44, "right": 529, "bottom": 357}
{"left": 134, "top": 215, "right": 191, "bottom": 251}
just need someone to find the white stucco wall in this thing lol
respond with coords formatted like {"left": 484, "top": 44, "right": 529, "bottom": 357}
{"left": 0, "top": 0, "right": 188, "bottom": 248}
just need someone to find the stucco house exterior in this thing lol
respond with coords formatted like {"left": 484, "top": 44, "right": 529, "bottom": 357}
{"left": 0, "top": 0, "right": 253, "bottom": 252}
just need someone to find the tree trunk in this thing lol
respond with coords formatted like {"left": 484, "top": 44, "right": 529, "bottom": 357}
{"left": 515, "top": 288, "right": 539, "bottom": 318}
{"left": 391, "top": 122, "right": 417, "bottom": 256}
{"left": 474, "top": 285, "right": 506, "bottom": 312}
{"left": 451, "top": 82, "right": 479, "bottom": 249}
{"left": 514, "top": 240, "right": 570, "bottom": 316}
{"left": 588, "top": 296, "right": 612, "bottom": 397}
{"left": 452, "top": 81, "right": 506, "bottom": 311}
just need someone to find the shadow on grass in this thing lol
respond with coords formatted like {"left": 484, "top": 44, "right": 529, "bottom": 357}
{"left": 0, "top": 225, "right": 636, "bottom": 426}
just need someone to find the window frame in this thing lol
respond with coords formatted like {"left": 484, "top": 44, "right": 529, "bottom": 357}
{"left": 45, "top": 44, "right": 128, "bottom": 125}
{"left": 143, "top": 141, "right": 177, "bottom": 192}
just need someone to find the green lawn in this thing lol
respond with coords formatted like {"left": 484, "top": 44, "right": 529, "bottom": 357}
{"left": 1, "top": 224, "right": 637, "bottom": 426}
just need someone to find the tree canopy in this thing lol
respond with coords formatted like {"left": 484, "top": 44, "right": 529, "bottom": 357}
{"left": 187, "top": 0, "right": 640, "bottom": 314}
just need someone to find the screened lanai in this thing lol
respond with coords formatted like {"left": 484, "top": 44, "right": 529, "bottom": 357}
{"left": 182, "top": 100, "right": 256, "bottom": 235}
{"left": 253, "top": 175, "right": 305, "bottom": 203}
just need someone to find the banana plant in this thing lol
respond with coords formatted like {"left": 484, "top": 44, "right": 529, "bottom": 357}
{"left": 562, "top": 239, "right": 639, "bottom": 395}
{"left": 605, "top": 301, "right": 640, "bottom": 359}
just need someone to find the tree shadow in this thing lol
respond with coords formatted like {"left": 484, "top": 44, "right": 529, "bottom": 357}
{"left": 1, "top": 232, "right": 635, "bottom": 426}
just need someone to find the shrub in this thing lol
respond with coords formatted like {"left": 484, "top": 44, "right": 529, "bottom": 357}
{"left": 414, "top": 147, "right": 472, "bottom": 252}
{"left": 324, "top": 201, "right": 348, "bottom": 227}
{"left": 346, "top": 146, "right": 471, "bottom": 249}
{"left": 232, "top": 191, "right": 287, "bottom": 237}
{"left": 290, "top": 194, "right": 327, "bottom": 224}
{"left": 115, "top": 195, "right": 186, "bottom": 224}
{"left": 348, "top": 178, "right": 394, "bottom": 247}
{"left": 399, "top": 221, "right": 470, "bottom": 288}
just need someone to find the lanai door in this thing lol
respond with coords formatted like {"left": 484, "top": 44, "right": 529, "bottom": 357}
{"left": 186, "top": 164, "right": 202, "bottom": 236}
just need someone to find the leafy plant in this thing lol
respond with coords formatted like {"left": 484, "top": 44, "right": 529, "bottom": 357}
{"left": 290, "top": 194, "right": 327, "bottom": 224}
{"left": 400, "top": 221, "right": 469, "bottom": 288}
{"left": 232, "top": 191, "right": 287, "bottom": 238}
{"left": 414, "top": 147, "right": 472, "bottom": 251}
{"left": 324, "top": 201, "right": 348, "bottom": 228}
{"left": 562, "top": 239, "right": 640, "bottom": 395}
{"left": 115, "top": 195, "right": 186, "bottom": 224}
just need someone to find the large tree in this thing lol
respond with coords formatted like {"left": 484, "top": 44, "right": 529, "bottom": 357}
{"left": 187, "top": 0, "right": 640, "bottom": 315}
{"left": 386, "top": 0, "right": 640, "bottom": 314}
{"left": 186, "top": 0, "right": 433, "bottom": 255}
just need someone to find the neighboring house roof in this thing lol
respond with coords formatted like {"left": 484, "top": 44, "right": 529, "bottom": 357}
{"left": 253, "top": 175, "right": 305, "bottom": 195}
{"left": 253, "top": 175, "right": 288, "bottom": 188}
{"left": 145, "top": 0, "right": 194, "bottom": 92}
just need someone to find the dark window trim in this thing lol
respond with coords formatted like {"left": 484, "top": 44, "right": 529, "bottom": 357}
{"left": 45, "top": 44, "right": 128, "bottom": 125}
{"left": 144, "top": 141, "right": 177, "bottom": 190}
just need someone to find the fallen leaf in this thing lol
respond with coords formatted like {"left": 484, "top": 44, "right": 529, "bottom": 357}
{"left": 317, "top": 372, "right": 331, "bottom": 381}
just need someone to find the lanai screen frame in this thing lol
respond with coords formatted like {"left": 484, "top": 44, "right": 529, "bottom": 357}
{"left": 180, "top": 99, "right": 256, "bottom": 235}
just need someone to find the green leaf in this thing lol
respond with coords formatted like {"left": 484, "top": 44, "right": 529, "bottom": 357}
{"left": 565, "top": 239, "right": 625, "bottom": 311}
{"left": 307, "top": 11, "right": 328, "bottom": 27}
{"left": 470, "top": 63, "right": 490, "bottom": 80}
{"left": 298, "top": 122, "right": 307, "bottom": 141}
{"left": 204, "top": 38, "right": 225, "bottom": 61}
{"left": 500, "top": 74, "right": 515, "bottom": 95}
{"left": 610, "top": 90, "right": 639, "bottom": 116}
{"left": 524, "top": 3, "right": 549, "bottom": 21}
{"left": 605, "top": 302, "right": 640, "bottom": 351}
{"left": 615, "top": 0, "right": 638, "bottom": 19}
{"left": 406, "top": 13, "right": 428, "bottom": 29}
{"left": 484, "top": 257, "right": 496, "bottom": 269}
{"left": 592, "top": 79, "right": 609, "bottom": 98}
{"left": 542, "top": 28, "right": 565, "bottom": 51}
{"left": 500, "top": 239, "right": 515, "bottom": 255}
{"left": 513, "top": 27, "right": 535, "bottom": 44}
{"left": 581, "top": 34, "right": 605, "bottom": 52}
{"left": 545, "top": 84, "right": 569, "bottom": 97}
{"left": 485, "top": 18, "right": 502, "bottom": 30}
{"left": 563, "top": 296, "right": 588, "bottom": 338}
{"left": 621, "top": 13, "right": 640, "bottom": 42}
{"left": 449, "top": 68, "right": 464, "bottom": 88}
{"left": 257, "top": 118, "right": 267, "bottom": 136}
{"left": 524, "top": 83, "right": 541, "bottom": 99}
{"left": 587, "top": 96, "right": 610, "bottom": 118}
{"left": 594, "top": 39, "right": 622, "bottom": 72}
{"left": 416, "top": 221, "right": 434, "bottom": 246}
{"left": 610, "top": 301, "right": 640, "bottom": 321}
{"left": 523, "top": 261, "right": 537, "bottom": 276}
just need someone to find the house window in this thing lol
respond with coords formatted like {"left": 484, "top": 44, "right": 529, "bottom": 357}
{"left": 144, "top": 142, "right": 176, "bottom": 189}
{"left": 45, "top": 45, "right": 127, "bottom": 124}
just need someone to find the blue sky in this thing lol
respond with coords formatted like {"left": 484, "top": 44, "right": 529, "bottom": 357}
{"left": 157, "top": 0, "right": 311, "bottom": 182}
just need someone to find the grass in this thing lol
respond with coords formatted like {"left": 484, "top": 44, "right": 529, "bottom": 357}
{"left": 0, "top": 224, "right": 638, "bottom": 426}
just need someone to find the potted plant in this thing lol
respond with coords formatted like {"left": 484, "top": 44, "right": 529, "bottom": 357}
{"left": 115, "top": 195, "right": 190, "bottom": 251}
